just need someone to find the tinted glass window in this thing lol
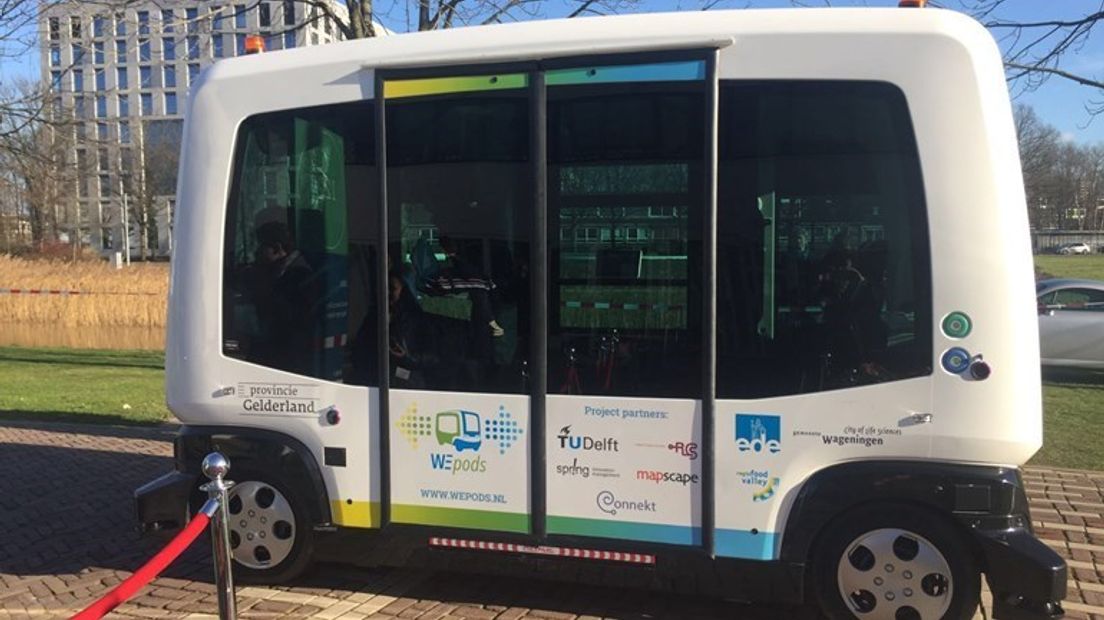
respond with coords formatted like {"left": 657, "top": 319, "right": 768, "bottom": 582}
{"left": 547, "top": 73, "right": 704, "bottom": 398}
{"left": 1049, "top": 288, "right": 1104, "bottom": 311}
{"left": 716, "top": 81, "right": 931, "bottom": 398}
{"left": 223, "top": 101, "right": 380, "bottom": 385}
{"left": 386, "top": 83, "right": 530, "bottom": 394}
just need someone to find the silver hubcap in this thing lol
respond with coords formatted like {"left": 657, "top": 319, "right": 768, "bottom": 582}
{"left": 227, "top": 481, "right": 296, "bottom": 570}
{"left": 837, "top": 528, "right": 953, "bottom": 620}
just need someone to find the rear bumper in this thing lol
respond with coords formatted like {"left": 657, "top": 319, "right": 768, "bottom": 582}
{"left": 133, "top": 470, "right": 196, "bottom": 533}
{"left": 974, "top": 523, "right": 1067, "bottom": 619}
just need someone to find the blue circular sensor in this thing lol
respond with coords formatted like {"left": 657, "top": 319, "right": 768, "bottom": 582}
{"left": 941, "top": 347, "right": 971, "bottom": 374}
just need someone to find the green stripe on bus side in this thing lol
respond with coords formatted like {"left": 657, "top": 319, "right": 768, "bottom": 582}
{"left": 384, "top": 74, "right": 528, "bottom": 99}
{"left": 390, "top": 504, "right": 530, "bottom": 533}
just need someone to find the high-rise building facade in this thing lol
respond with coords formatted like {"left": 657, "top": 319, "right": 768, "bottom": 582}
{"left": 39, "top": 0, "right": 349, "bottom": 256}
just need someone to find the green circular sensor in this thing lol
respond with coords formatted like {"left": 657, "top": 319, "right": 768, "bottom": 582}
{"left": 942, "top": 312, "right": 972, "bottom": 338}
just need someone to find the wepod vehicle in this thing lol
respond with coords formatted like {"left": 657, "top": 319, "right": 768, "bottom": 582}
{"left": 136, "top": 6, "right": 1067, "bottom": 619}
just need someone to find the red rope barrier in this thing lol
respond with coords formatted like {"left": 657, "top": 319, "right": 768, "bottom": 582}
{"left": 72, "top": 508, "right": 212, "bottom": 620}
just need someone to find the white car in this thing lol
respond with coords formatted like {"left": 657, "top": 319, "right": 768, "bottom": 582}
{"left": 1037, "top": 278, "right": 1104, "bottom": 369}
{"left": 1057, "top": 242, "right": 1092, "bottom": 255}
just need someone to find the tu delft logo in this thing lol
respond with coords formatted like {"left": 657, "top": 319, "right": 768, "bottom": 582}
{"left": 557, "top": 425, "right": 619, "bottom": 452}
{"left": 735, "top": 414, "right": 781, "bottom": 454}
{"left": 396, "top": 404, "right": 523, "bottom": 474}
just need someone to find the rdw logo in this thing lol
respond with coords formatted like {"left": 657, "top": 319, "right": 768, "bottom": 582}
{"left": 735, "top": 414, "right": 781, "bottom": 454}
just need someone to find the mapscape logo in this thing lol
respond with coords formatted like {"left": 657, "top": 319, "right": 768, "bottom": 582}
{"left": 735, "top": 414, "right": 781, "bottom": 454}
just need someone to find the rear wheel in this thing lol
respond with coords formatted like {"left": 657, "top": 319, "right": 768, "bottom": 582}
{"left": 812, "top": 504, "right": 979, "bottom": 620}
{"left": 224, "top": 472, "right": 314, "bottom": 583}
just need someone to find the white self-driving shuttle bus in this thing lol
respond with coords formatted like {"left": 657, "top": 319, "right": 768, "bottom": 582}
{"left": 136, "top": 6, "right": 1067, "bottom": 620}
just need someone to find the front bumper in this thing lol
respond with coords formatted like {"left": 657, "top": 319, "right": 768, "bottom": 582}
{"left": 134, "top": 470, "right": 197, "bottom": 533}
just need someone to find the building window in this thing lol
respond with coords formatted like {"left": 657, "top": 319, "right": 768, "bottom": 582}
{"left": 283, "top": 1, "right": 295, "bottom": 26}
{"left": 186, "top": 8, "right": 198, "bottom": 33}
{"left": 118, "top": 94, "right": 129, "bottom": 116}
{"left": 50, "top": 71, "right": 62, "bottom": 89}
{"left": 70, "top": 16, "right": 81, "bottom": 38}
{"left": 165, "top": 92, "right": 178, "bottom": 115}
{"left": 139, "top": 40, "right": 150, "bottom": 62}
{"left": 48, "top": 17, "right": 60, "bottom": 40}
{"left": 96, "top": 96, "right": 107, "bottom": 118}
{"left": 98, "top": 148, "right": 109, "bottom": 171}
{"left": 76, "top": 122, "right": 87, "bottom": 141}
{"left": 188, "top": 64, "right": 200, "bottom": 85}
{"left": 162, "top": 65, "right": 175, "bottom": 88}
{"left": 162, "top": 9, "right": 174, "bottom": 33}
{"left": 115, "top": 39, "right": 126, "bottom": 63}
{"left": 49, "top": 46, "right": 60, "bottom": 67}
{"left": 236, "top": 33, "right": 246, "bottom": 55}
{"left": 324, "top": 16, "right": 332, "bottom": 35}
{"left": 115, "top": 12, "right": 126, "bottom": 36}
{"left": 117, "top": 67, "right": 128, "bottom": 89}
{"left": 72, "top": 69, "right": 83, "bottom": 92}
{"left": 138, "top": 10, "right": 149, "bottom": 35}
{"left": 140, "top": 66, "right": 152, "bottom": 88}
{"left": 99, "top": 174, "right": 111, "bottom": 198}
{"left": 234, "top": 4, "right": 247, "bottom": 29}
{"left": 119, "top": 121, "right": 131, "bottom": 143}
{"left": 163, "top": 38, "right": 176, "bottom": 61}
{"left": 95, "top": 68, "right": 105, "bottom": 91}
{"left": 213, "top": 33, "right": 225, "bottom": 58}
{"left": 97, "top": 122, "right": 109, "bottom": 140}
{"left": 93, "top": 16, "right": 105, "bottom": 38}
{"left": 259, "top": 3, "right": 271, "bottom": 27}
{"left": 187, "top": 36, "right": 200, "bottom": 60}
{"left": 284, "top": 31, "right": 295, "bottom": 49}
{"left": 93, "top": 41, "right": 104, "bottom": 64}
{"left": 262, "top": 31, "right": 278, "bottom": 51}
{"left": 212, "top": 6, "right": 224, "bottom": 30}
{"left": 311, "top": 33, "right": 318, "bottom": 46}
{"left": 74, "top": 95, "right": 86, "bottom": 118}
{"left": 141, "top": 92, "right": 153, "bottom": 116}
{"left": 72, "top": 44, "right": 85, "bottom": 65}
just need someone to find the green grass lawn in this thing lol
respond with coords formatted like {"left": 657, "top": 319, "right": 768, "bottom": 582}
{"left": 0, "top": 346, "right": 171, "bottom": 425}
{"left": 1035, "top": 254, "right": 1104, "bottom": 281}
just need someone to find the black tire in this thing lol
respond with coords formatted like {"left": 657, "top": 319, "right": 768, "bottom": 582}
{"left": 811, "top": 503, "right": 980, "bottom": 620}
{"left": 222, "top": 469, "right": 314, "bottom": 584}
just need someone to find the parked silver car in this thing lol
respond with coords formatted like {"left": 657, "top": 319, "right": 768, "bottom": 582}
{"left": 1037, "top": 278, "right": 1104, "bottom": 369}
{"left": 1056, "top": 242, "right": 1093, "bottom": 255}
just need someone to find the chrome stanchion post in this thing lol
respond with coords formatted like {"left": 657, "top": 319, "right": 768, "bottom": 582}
{"left": 200, "top": 453, "right": 237, "bottom": 620}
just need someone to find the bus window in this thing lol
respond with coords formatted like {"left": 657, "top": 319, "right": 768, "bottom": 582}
{"left": 222, "top": 101, "right": 380, "bottom": 385}
{"left": 547, "top": 80, "right": 704, "bottom": 398}
{"left": 385, "top": 83, "right": 531, "bottom": 394}
{"left": 716, "top": 81, "right": 932, "bottom": 398}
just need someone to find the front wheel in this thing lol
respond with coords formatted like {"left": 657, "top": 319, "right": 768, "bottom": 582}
{"left": 812, "top": 504, "right": 980, "bottom": 620}
{"left": 223, "top": 472, "right": 314, "bottom": 584}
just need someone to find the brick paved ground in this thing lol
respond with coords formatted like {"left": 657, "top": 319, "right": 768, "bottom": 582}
{"left": 0, "top": 420, "right": 1100, "bottom": 620}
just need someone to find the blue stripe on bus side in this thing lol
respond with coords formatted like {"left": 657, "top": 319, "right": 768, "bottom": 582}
{"left": 714, "top": 529, "right": 780, "bottom": 560}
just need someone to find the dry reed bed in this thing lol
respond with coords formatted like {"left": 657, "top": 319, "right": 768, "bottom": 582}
{"left": 0, "top": 255, "right": 169, "bottom": 327}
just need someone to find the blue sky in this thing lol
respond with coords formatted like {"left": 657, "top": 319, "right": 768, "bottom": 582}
{"left": 7, "top": 0, "right": 1102, "bottom": 142}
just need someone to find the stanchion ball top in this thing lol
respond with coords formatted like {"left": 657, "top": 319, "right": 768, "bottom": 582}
{"left": 202, "top": 452, "right": 231, "bottom": 481}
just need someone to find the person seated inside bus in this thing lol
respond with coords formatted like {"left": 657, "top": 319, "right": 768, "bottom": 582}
{"left": 249, "top": 221, "right": 317, "bottom": 375}
{"left": 815, "top": 238, "right": 890, "bottom": 385}
{"left": 410, "top": 235, "right": 505, "bottom": 338}
{"left": 388, "top": 267, "right": 483, "bottom": 390}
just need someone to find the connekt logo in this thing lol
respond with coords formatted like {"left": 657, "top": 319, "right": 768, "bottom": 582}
{"left": 596, "top": 490, "right": 656, "bottom": 516}
{"left": 735, "top": 414, "right": 782, "bottom": 454}
{"left": 557, "top": 426, "right": 619, "bottom": 452}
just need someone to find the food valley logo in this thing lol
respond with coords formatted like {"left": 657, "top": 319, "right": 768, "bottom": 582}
{"left": 395, "top": 404, "right": 523, "bottom": 475}
{"left": 557, "top": 426, "right": 619, "bottom": 452}
{"left": 235, "top": 382, "right": 321, "bottom": 415}
{"left": 736, "top": 469, "right": 780, "bottom": 503}
{"left": 793, "top": 424, "right": 902, "bottom": 448}
{"left": 734, "top": 414, "right": 781, "bottom": 454}
{"left": 555, "top": 457, "right": 620, "bottom": 479}
{"left": 596, "top": 490, "right": 656, "bottom": 516}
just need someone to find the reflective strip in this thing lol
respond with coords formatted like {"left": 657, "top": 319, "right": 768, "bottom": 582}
{"left": 428, "top": 537, "right": 655, "bottom": 564}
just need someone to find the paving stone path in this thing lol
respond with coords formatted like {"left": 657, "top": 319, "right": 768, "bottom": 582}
{"left": 0, "top": 421, "right": 1100, "bottom": 619}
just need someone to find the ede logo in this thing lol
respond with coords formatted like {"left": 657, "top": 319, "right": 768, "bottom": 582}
{"left": 735, "top": 414, "right": 781, "bottom": 454}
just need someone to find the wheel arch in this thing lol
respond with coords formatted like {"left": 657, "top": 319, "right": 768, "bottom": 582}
{"left": 177, "top": 425, "right": 332, "bottom": 526}
{"left": 779, "top": 460, "right": 1025, "bottom": 570}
